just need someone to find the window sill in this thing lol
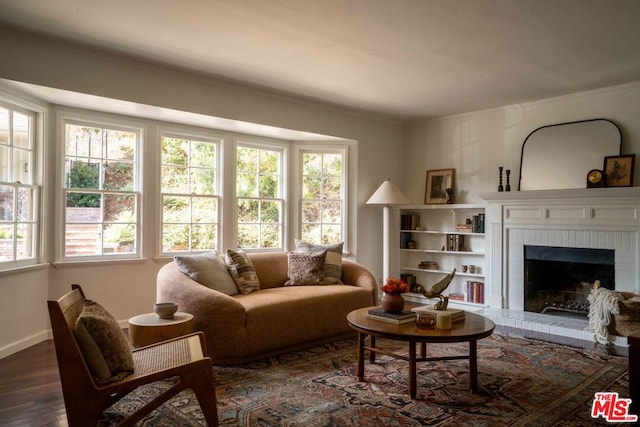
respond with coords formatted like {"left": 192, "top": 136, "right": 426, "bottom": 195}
{"left": 0, "top": 263, "right": 49, "bottom": 277}
{"left": 51, "top": 258, "right": 149, "bottom": 269}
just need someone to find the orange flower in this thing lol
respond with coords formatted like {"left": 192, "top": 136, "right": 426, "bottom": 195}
{"left": 380, "top": 277, "right": 409, "bottom": 294}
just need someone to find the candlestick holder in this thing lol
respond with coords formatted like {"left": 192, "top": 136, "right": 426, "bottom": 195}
{"left": 498, "top": 166, "right": 504, "bottom": 192}
{"left": 505, "top": 169, "right": 511, "bottom": 191}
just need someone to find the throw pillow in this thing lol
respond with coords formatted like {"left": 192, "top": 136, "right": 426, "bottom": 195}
{"left": 225, "top": 249, "right": 260, "bottom": 294}
{"left": 74, "top": 300, "right": 134, "bottom": 384}
{"left": 295, "top": 240, "right": 344, "bottom": 284}
{"left": 285, "top": 249, "right": 328, "bottom": 286}
{"left": 174, "top": 251, "right": 239, "bottom": 295}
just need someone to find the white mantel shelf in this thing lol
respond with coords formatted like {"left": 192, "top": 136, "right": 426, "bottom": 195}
{"left": 479, "top": 186, "right": 640, "bottom": 203}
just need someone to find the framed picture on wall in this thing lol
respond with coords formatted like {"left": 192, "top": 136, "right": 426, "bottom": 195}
{"left": 604, "top": 154, "right": 635, "bottom": 187}
{"left": 425, "top": 168, "right": 454, "bottom": 204}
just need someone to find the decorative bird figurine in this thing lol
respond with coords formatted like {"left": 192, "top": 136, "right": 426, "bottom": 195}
{"left": 417, "top": 268, "right": 456, "bottom": 310}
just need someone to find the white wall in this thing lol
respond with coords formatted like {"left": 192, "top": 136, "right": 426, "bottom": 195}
{"left": 0, "top": 25, "right": 405, "bottom": 357}
{"left": 404, "top": 82, "right": 640, "bottom": 204}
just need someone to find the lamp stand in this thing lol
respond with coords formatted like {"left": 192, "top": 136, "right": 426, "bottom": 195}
{"left": 382, "top": 205, "right": 391, "bottom": 282}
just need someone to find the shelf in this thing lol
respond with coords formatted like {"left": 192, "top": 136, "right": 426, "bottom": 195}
{"left": 400, "top": 266, "right": 484, "bottom": 278}
{"left": 400, "top": 229, "right": 484, "bottom": 236}
{"left": 400, "top": 249, "right": 485, "bottom": 256}
{"left": 403, "top": 292, "right": 489, "bottom": 308}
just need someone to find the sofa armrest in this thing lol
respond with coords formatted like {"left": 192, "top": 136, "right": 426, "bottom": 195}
{"left": 342, "top": 259, "right": 378, "bottom": 304}
{"left": 156, "top": 262, "right": 246, "bottom": 331}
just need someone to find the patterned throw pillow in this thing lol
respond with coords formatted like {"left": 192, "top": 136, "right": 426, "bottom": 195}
{"left": 295, "top": 240, "right": 344, "bottom": 284}
{"left": 225, "top": 249, "right": 261, "bottom": 294}
{"left": 74, "top": 300, "right": 134, "bottom": 384}
{"left": 285, "top": 250, "right": 328, "bottom": 286}
{"left": 174, "top": 251, "right": 239, "bottom": 295}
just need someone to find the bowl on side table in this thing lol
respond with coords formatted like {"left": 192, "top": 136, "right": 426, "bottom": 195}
{"left": 154, "top": 302, "right": 178, "bottom": 319}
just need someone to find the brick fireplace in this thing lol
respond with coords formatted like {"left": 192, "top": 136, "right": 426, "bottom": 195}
{"left": 481, "top": 187, "right": 640, "bottom": 314}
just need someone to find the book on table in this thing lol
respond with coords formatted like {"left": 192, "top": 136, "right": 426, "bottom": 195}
{"left": 410, "top": 305, "right": 466, "bottom": 322}
{"left": 367, "top": 308, "right": 417, "bottom": 324}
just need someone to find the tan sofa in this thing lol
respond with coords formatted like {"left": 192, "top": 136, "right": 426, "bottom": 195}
{"left": 157, "top": 252, "right": 377, "bottom": 364}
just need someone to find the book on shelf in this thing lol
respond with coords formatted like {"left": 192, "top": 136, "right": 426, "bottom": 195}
{"left": 367, "top": 308, "right": 417, "bottom": 324}
{"left": 471, "top": 213, "right": 486, "bottom": 233}
{"left": 466, "top": 280, "right": 485, "bottom": 304}
{"left": 443, "top": 234, "right": 465, "bottom": 251}
{"left": 400, "top": 214, "right": 421, "bottom": 231}
{"left": 400, "top": 232, "right": 413, "bottom": 249}
{"left": 448, "top": 292, "right": 465, "bottom": 301}
{"left": 411, "top": 305, "right": 466, "bottom": 322}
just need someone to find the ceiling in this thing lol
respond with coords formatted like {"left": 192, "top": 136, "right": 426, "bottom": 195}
{"left": 1, "top": 0, "right": 640, "bottom": 120}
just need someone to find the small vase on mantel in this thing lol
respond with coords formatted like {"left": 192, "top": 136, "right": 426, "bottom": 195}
{"left": 381, "top": 292, "right": 405, "bottom": 313}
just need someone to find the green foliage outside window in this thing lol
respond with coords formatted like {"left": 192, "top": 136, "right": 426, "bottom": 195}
{"left": 236, "top": 145, "right": 282, "bottom": 249}
{"left": 161, "top": 136, "right": 218, "bottom": 253}
{"left": 301, "top": 152, "right": 344, "bottom": 245}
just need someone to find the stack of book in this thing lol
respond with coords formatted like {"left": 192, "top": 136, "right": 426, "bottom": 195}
{"left": 418, "top": 261, "right": 438, "bottom": 270}
{"left": 411, "top": 306, "right": 466, "bottom": 322}
{"left": 367, "top": 308, "right": 417, "bottom": 324}
{"left": 455, "top": 222, "right": 473, "bottom": 232}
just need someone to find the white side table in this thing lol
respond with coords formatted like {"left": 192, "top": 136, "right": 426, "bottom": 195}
{"left": 128, "top": 312, "right": 194, "bottom": 347}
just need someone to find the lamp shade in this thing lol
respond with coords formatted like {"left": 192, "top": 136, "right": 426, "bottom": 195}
{"left": 366, "top": 179, "right": 409, "bottom": 205}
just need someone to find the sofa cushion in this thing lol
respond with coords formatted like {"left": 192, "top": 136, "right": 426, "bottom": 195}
{"left": 74, "top": 300, "right": 134, "bottom": 384}
{"left": 226, "top": 249, "right": 261, "bottom": 294}
{"left": 174, "top": 251, "right": 239, "bottom": 295}
{"left": 295, "top": 240, "right": 343, "bottom": 284}
{"left": 285, "top": 250, "right": 327, "bottom": 286}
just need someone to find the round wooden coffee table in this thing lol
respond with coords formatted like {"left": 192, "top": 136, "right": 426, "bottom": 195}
{"left": 347, "top": 307, "right": 495, "bottom": 399}
{"left": 128, "top": 312, "right": 194, "bottom": 347}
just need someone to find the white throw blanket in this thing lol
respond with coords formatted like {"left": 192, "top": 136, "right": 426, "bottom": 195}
{"left": 587, "top": 286, "right": 623, "bottom": 344}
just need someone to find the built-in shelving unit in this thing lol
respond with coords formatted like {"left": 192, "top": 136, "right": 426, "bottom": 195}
{"left": 396, "top": 203, "right": 488, "bottom": 308}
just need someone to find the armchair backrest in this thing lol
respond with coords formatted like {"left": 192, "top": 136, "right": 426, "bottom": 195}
{"left": 47, "top": 285, "right": 100, "bottom": 407}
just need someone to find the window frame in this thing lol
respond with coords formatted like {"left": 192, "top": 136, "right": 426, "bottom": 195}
{"left": 0, "top": 99, "right": 42, "bottom": 269}
{"left": 296, "top": 144, "right": 349, "bottom": 250}
{"left": 158, "top": 127, "right": 222, "bottom": 256}
{"left": 233, "top": 138, "right": 287, "bottom": 252}
{"left": 57, "top": 111, "right": 143, "bottom": 262}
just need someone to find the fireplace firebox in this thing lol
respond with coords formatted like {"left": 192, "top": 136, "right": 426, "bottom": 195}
{"left": 524, "top": 245, "right": 615, "bottom": 316}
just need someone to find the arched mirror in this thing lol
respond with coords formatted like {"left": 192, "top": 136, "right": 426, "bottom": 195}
{"left": 518, "top": 119, "right": 621, "bottom": 191}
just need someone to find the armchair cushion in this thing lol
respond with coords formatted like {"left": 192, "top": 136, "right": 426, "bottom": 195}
{"left": 74, "top": 300, "right": 134, "bottom": 384}
{"left": 295, "top": 240, "right": 343, "bottom": 284}
{"left": 174, "top": 251, "right": 239, "bottom": 295}
{"left": 285, "top": 250, "right": 327, "bottom": 286}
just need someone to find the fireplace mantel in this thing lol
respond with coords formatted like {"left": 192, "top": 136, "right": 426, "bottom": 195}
{"left": 479, "top": 186, "right": 640, "bottom": 204}
{"left": 479, "top": 187, "right": 640, "bottom": 311}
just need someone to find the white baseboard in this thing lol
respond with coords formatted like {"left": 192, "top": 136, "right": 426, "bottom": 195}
{"left": 0, "top": 330, "right": 50, "bottom": 360}
{"left": 0, "top": 319, "right": 130, "bottom": 360}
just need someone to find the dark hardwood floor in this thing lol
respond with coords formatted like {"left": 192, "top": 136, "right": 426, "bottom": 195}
{"left": 0, "top": 340, "right": 67, "bottom": 426}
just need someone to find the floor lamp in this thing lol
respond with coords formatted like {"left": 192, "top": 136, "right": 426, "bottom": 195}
{"left": 366, "top": 179, "right": 409, "bottom": 283}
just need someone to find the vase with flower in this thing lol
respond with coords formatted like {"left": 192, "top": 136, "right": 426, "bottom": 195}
{"left": 380, "top": 278, "right": 409, "bottom": 313}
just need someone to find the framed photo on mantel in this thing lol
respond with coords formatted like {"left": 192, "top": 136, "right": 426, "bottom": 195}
{"left": 425, "top": 168, "right": 454, "bottom": 204}
{"left": 604, "top": 154, "right": 635, "bottom": 187}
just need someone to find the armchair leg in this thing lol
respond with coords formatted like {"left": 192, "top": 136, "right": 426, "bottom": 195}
{"left": 188, "top": 365, "right": 219, "bottom": 427}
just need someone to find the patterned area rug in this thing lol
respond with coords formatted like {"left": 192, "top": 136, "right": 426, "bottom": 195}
{"left": 101, "top": 334, "right": 631, "bottom": 426}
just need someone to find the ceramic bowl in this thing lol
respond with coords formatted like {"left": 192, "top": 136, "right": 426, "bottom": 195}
{"left": 154, "top": 302, "right": 178, "bottom": 319}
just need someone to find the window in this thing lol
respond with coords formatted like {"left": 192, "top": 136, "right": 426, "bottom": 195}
{"left": 236, "top": 143, "right": 283, "bottom": 250}
{"left": 63, "top": 121, "right": 139, "bottom": 259}
{"left": 0, "top": 104, "right": 38, "bottom": 265}
{"left": 160, "top": 132, "right": 219, "bottom": 254}
{"left": 300, "top": 149, "right": 345, "bottom": 245}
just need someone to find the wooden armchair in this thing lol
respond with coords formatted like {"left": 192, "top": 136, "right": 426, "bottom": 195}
{"left": 47, "top": 284, "right": 219, "bottom": 426}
